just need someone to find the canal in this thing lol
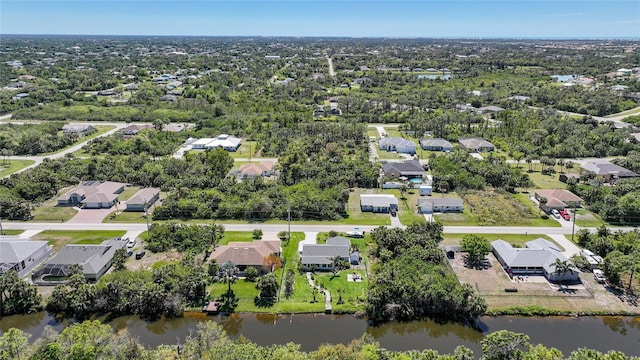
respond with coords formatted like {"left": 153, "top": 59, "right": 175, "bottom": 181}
{"left": 1, "top": 313, "right": 639, "bottom": 356}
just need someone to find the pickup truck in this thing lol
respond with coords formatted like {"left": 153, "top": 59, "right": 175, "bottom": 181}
{"left": 559, "top": 209, "right": 571, "bottom": 221}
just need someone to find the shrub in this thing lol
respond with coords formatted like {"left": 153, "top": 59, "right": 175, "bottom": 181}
{"left": 244, "top": 267, "right": 259, "bottom": 281}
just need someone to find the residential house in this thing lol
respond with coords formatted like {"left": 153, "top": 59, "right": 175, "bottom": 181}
{"left": 580, "top": 249, "right": 603, "bottom": 270}
{"left": 420, "top": 138, "right": 453, "bottom": 152}
{"left": 192, "top": 135, "right": 242, "bottom": 152}
{"left": 0, "top": 238, "right": 53, "bottom": 277}
{"left": 534, "top": 189, "right": 583, "bottom": 212}
{"left": 33, "top": 239, "right": 127, "bottom": 282}
{"left": 57, "top": 181, "right": 125, "bottom": 209}
{"left": 378, "top": 137, "right": 417, "bottom": 154}
{"left": 11, "top": 93, "right": 29, "bottom": 101}
{"left": 381, "top": 160, "right": 425, "bottom": 179}
{"left": 120, "top": 124, "right": 154, "bottom": 137}
{"left": 229, "top": 161, "right": 275, "bottom": 180}
{"left": 477, "top": 105, "right": 505, "bottom": 114}
{"left": 580, "top": 160, "right": 639, "bottom": 182}
{"left": 300, "top": 236, "right": 352, "bottom": 271}
{"left": 209, "top": 240, "right": 282, "bottom": 274}
{"left": 418, "top": 198, "right": 464, "bottom": 214}
{"left": 492, "top": 239, "right": 579, "bottom": 282}
{"left": 125, "top": 187, "right": 161, "bottom": 212}
{"left": 62, "top": 123, "right": 95, "bottom": 134}
{"left": 507, "top": 95, "right": 531, "bottom": 103}
{"left": 458, "top": 137, "right": 495, "bottom": 152}
{"left": 360, "top": 194, "right": 398, "bottom": 213}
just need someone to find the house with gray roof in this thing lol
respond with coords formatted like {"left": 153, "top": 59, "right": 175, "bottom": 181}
{"left": 417, "top": 198, "right": 464, "bottom": 214}
{"left": 57, "top": 181, "right": 125, "bottom": 209}
{"left": 61, "top": 123, "right": 95, "bottom": 134}
{"left": 420, "top": 138, "right": 453, "bottom": 152}
{"left": 492, "top": 239, "right": 579, "bottom": 282}
{"left": 579, "top": 160, "right": 639, "bottom": 182}
{"left": 360, "top": 194, "right": 398, "bottom": 213}
{"left": 458, "top": 137, "right": 495, "bottom": 152}
{"left": 378, "top": 137, "right": 417, "bottom": 154}
{"left": 301, "top": 236, "right": 351, "bottom": 271}
{"left": 0, "top": 238, "right": 53, "bottom": 277}
{"left": 33, "top": 239, "right": 127, "bottom": 282}
{"left": 125, "top": 187, "right": 160, "bottom": 212}
{"left": 382, "top": 160, "right": 425, "bottom": 179}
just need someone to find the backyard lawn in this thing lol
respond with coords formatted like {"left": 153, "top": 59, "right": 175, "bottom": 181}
{"left": 0, "top": 160, "right": 35, "bottom": 177}
{"left": 33, "top": 230, "right": 126, "bottom": 251}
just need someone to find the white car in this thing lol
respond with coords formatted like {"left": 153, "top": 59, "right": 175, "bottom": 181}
{"left": 126, "top": 239, "right": 136, "bottom": 248}
{"left": 551, "top": 209, "right": 561, "bottom": 219}
{"left": 593, "top": 269, "right": 606, "bottom": 284}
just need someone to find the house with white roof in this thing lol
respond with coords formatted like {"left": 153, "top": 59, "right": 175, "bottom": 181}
{"left": 492, "top": 239, "right": 579, "bottom": 282}
{"left": 191, "top": 135, "right": 242, "bottom": 151}
{"left": 0, "top": 238, "right": 53, "bottom": 277}
{"left": 57, "top": 181, "right": 125, "bottom": 209}
{"left": 378, "top": 137, "right": 417, "bottom": 154}
{"left": 360, "top": 194, "right": 398, "bottom": 213}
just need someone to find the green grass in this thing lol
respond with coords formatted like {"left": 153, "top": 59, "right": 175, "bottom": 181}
{"left": 0, "top": 230, "right": 24, "bottom": 235}
{"left": 116, "top": 186, "right": 140, "bottom": 201}
{"left": 442, "top": 233, "right": 560, "bottom": 249}
{"left": 574, "top": 209, "right": 607, "bottom": 228}
{"left": 103, "top": 210, "right": 148, "bottom": 223}
{"left": 229, "top": 141, "right": 261, "bottom": 159}
{"left": 31, "top": 201, "right": 78, "bottom": 222}
{"left": 526, "top": 170, "right": 567, "bottom": 189}
{"left": 375, "top": 150, "right": 404, "bottom": 160}
{"left": 218, "top": 231, "right": 262, "bottom": 245}
{"left": 344, "top": 189, "right": 391, "bottom": 226}
{"left": 33, "top": 230, "right": 126, "bottom": 251}
{"left": 606, "top": 106, "right": 640, "bottom": 118}
{"left": 386, "top": 189, "right": 425, "bottom": 225}
{"left": 0, "top": 160, "right": 35, "bottom": 177}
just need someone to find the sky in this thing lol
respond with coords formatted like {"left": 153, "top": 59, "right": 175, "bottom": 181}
{"left": 1, "top": 1, "right": 639, "bottom": 38}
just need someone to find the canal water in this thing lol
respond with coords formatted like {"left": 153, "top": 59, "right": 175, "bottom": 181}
{"left": 1, "top": 313, "right": 639, "bottom": 356}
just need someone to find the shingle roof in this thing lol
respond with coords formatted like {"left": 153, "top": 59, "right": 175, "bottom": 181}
{"left": 535, "top": 189, "right": 583, "bottom": 205}
{"left": 419, "top": 138, "right": 453, "bottom": 148}
{"left": 210, "top": 240, "right": 281, "bottom": 266}
{"left": 378, "top": 137, "right": 416, "bottom": 149}
{"left": 417, "top": 198, "right": 464, "bottom": 207}
{"left": 492, "top": 239, "right": 567, "bottom": 273}
{"left": 458, "top": 137, "right": 495, "bottom": 150}
{"left": 580, "top": 161, "right": 639, "bottom": 177}
{"left": 301, "top": 241, "right": 350, "bottom": 265}
{"left": 382, "top": 160, "right": 424, "bottom": 175}
{"left": 127, "top": 188, "right": 160, "bottom": 206}
{"left": 360, "top": 194, "right": 398, "bottom": 207}
{"left": 43, "top": 239, "right": 126, "bottom": 275}
{"left": 0, "top": 241, "right": 49, "bottom": 264}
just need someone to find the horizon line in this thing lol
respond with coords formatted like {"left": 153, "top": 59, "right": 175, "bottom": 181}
{"left": 2, "top": 33, "right": 640, "bottom": 41}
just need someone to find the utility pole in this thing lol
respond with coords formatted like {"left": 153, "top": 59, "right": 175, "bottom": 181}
{"left": 571, "top": 202, "right": 577, "bottom": 244}
{"left": 0, "top": 203, "right": 4, "bottom": 236}
{"left": 287, "top": 202, "right": 291, "bottom": 242}
{"left": 144, "top": 199, "right": 150, "bottom": 234}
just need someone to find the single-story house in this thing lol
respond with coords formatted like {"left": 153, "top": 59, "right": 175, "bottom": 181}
{"left": 11, "top": 93, "right": 29, "bottom": 101}
{"left": 33, "top": 239, "right": 127, "bottom": 282}
{"left": 477, "top": 105, "right": 505, "bottom": 114}
{"left": 580, "top": 160, "right": 639, "bottom": 182}
{"left": 382, "top": 160, "right": 424, "bottom": 179}
{"left": 209, "top": 240, "right": 281, "bottom": 274}
{"left": 420, "top": 138, "right": 454, "bottom": 152}
{"left": 0, "top": 238, "right": 53, "bottom": 277}
{"left": 120, "top": 124, "right": 154, "bottom": 136}
{"left": 57, "top": 181, "right": 125, "bottom": 209}
{"left": 417, "top": 198, "right": 464, "bottom": 214}
{"left": 378, "top": 137, "right": 417, "bottom": 154}
{"left": 192, "top": 134, "right": 242, "bottom": 151}
{"left": 492, "top": 239, "right": 579, "bottom": 282}
{"left": 300, "top": 236, "right": 352, "bottom": 271}
{"left": 229, "top": 161, "right": 275, "bottom": 180}
{"left": 62, "top": 123, "right": 95, "bottom": 134}
{"left": 360, "top": 194, "right": 398, "bottom": 213}
{"left": 580, "top": 249, "right": 603, "bottom": 270}
{"left": 507, "top": 95, "right": 531, "bottom": 103}
{"left": 534, "top": 189, "right": 583, "bottom": 212}
{"left": 419, "top": 185, "right": 433, "bottom": 196}
{"left": 125, "top": 187, "right": 161, "bottom": 212}
{"left": 458, "top": 137, "right": 495, "bottom": 152}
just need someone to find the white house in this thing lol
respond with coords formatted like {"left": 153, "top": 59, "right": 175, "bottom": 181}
{"left": 419, "top": 185, "right": 433, "bottom": 196}
{"left": 360, "top": 194, "right": 398, "bottom": 213}
{"left": 0, "top": 238, "right": 53, "bottom": 277}
{"left": 378, "top": 137, "right": 417, "bottom": 154}
{"left": 418, "top": 198, "right": 463, "bottom": 214}
{"left": 300, "top": 236, "right": 351, "bottom": 271}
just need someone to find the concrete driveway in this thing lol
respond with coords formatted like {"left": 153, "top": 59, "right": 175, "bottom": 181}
{"left": 67, "top": 207, "right": 114, "bottom": 223}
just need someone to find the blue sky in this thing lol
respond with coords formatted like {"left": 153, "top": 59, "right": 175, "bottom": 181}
{"left": 1, "top": 1, "right": 639, "bottom": 38}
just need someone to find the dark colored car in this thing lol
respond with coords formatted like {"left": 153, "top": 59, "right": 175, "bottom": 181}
{"left": 135, "top": 251, "right": 146, "bottom": 260}
{"left": 390, "top": 208, "right": 397, "bottom": 217}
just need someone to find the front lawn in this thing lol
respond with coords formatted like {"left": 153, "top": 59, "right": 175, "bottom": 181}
{"left": 103, "top": 210, "right": 148, "bottom": 223}
{"left": 343, "top": 189, "right": 391, "bottom": 226}
{"left": 32, "top": 230, "right": 126, "bottom": 251}
{"left": 0, "top": 230, "right": 24, "bottom": 235}
{"left": 31, "top": 199, "right": 78, "bottom": 222}
{"left": 0, "top": 160, "right": 35, "bottom": 177}
{"left": 574, "top": 209, "right": 608, "bottom": 228}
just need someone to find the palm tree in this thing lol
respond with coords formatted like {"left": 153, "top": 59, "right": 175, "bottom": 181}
{"left": 215, "top": 261, "right": 239, "bottom": 294}
{"left": 552, "top": 259, "right": 576, "bottom": 285}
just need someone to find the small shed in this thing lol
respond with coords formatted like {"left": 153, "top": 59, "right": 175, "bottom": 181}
{"left": 419, "top": 185, "right": 433, "bottom": 196}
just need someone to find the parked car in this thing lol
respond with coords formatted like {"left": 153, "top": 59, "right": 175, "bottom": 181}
{"left": 551, "top": 209, "right": 561, "bottom": 219}
{"left": 390, "top": 208, "right": 397, "bottom": 217}
{"left": 126, "top": 238, "right": 136, "bottom": 248}
{"left": 126, "top": 250, "right": 133, "bottom": 257}
{"left": 559, "top": 209, "right": 571, "bottom": 221}
{"left": 135, "top": 250, "right": 146, "bottom": 260}
{"left": 593, "top": 269, "right": 606, "bottom": 284}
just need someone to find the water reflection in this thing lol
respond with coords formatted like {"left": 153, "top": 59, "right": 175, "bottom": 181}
{"left": 219, "top": 313, "right": 244, "bottom": 335}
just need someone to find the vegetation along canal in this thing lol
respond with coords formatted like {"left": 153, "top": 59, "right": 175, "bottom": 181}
{"left": 1, "top": 313, "right": 639, "bottom": 355}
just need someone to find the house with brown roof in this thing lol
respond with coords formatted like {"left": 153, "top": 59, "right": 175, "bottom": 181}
{"left": 57, "top": 181, "right": 125, "bottom": 209}
{"left": 125, "top": 187, "right": 160, "bottom": 212}
{"left": 229, "top": 161, "right": 275, "bottom": 180}
{"left": 62, "top": 123, "right": 96, "bottom": 134}
{"left": 209, "top": 240, "right": 281, "bottom": 274}
{"left": 534, "top": 189, "right": 583, "bottom": 212}
{"left": 458, "top": 137, "right": 495, "bottom": 152}
{"left": 120, "top": 124, "right": 154, "bottom": 137}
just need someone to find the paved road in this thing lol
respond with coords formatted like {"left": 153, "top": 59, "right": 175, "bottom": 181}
{"left": 4, "top": 123, "right": 127, "bottom": 177}
{"left": 529, "top": 106, "right": 634, "bottom": 129}
{"left": 327, "top": 56, "right": 335, "bottom": 77}
{"left": 4, "top": 221, "right": 635, "bottom": 235}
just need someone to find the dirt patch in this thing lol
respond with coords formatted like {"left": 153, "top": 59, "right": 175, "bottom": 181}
{"left": 449, "top": 252, "right": 640, "bottom": 314}
{"left": 125, "top": 248, "right": 183, "bottom": 271}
